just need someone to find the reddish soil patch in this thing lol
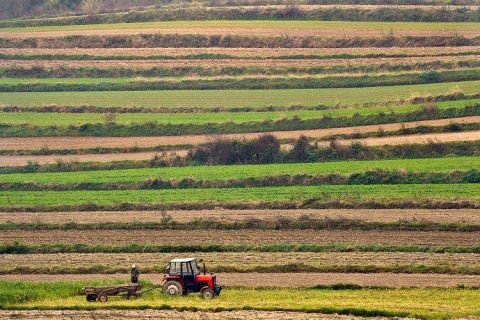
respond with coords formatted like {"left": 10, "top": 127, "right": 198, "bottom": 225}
{"left": 1, "top": 229, "right": 478, "bottom": 246}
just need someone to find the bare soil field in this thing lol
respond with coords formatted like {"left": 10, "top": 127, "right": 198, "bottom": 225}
{"left": 0, "top": 309, "right": 400, "bottom": 320}
{"left": 2, "top": 252, "right": 478, "bottom": 271}
{"left": 1, "top": 229, "right": 478, "bottom": 246}
{"left": 2, "top": 46, "right": 478, "bottom": 57}
{"left": 1, "top": 272, "right": 479, "bottom": 288}
{"left": 2, "top": 208, "right": 479, "bottom": 224}
{"left": 3, "top": 54, "right": 477, "bottom": 68}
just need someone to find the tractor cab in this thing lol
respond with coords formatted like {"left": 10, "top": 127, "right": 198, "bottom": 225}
{"left": 161, "top": 258, "right": 222, "bottom": 299}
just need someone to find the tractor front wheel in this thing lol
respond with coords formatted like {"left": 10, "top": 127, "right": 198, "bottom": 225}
{"left": 163, "top": 281, "right": 183, "bottom": 296}
{"left": 201, "top": 287, "right": 215, "bottom": 299}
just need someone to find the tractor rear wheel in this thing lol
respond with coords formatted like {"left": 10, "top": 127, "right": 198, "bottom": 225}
{"left": 163, "top": 281, "right": 183, "bottom": 296}
{"left": 201, "top": 288, "right": 215, "bottom": 299}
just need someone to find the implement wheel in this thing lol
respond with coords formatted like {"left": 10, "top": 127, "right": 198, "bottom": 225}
{"left": 163, "top": 281, "right": 183, "bottom": 296}
{"left": 98, "top": 292, "right": 108, "bottom": 302}
{"left": 86, "top": 293, "right": 97, "bottom": 302}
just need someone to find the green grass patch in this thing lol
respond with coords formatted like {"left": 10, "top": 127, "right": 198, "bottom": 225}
{"left": 1, "top": 281, "right": 479, "bottom": 319}
{"left": 1, "top": 99, "right": 479, "bottom": 126}
{"left": 0, "top": 81, "right": 479, "bottom": 108}
{"left": 0, "top": 184, "right": 479, "bottom": 208}
{"left": 1, "top": 157, "right": 478, "bottom": 184}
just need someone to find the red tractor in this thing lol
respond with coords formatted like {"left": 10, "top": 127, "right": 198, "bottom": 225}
{"left": 161, "top": 258, "right": 222, "bottom": 299}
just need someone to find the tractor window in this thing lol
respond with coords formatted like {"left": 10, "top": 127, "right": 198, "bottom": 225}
{"left": 169, "top": 262, "right": 181, "bottom": 275}
{"left": 181, "top": 262, "right": 192, "bottom": 275}
{"left": 192, "top": 261, "right": 200, "bottom": 274}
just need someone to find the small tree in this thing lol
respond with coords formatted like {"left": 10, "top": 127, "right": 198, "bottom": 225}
{"left": 82, "top": 0, "right": 102, "bottom": 21}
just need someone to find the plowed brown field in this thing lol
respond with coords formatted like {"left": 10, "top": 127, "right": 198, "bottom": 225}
{"left": 2, "top": 209, "right": 479, "bottom": 224}
{"left": 1, "top": 229, "right": 478, "bottom": 246}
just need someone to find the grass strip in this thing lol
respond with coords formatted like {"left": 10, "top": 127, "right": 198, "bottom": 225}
{"left": 0, "top": 81, "right": 478, "bottom": 108}
{"left": 2, "top": 242, "right": 479, "bottom": 254}
{"left": 1, "top": 170, "right": 479, "bottom": 191}
{"left": 1, "top": 103, "right": 479, "bottom": 137}
{"left": 0, "top": 184, "right": 479, "bottom": 209}
{"left": 1, "top": 69, "right": 479, "bottom": 92}
{"left": 1, "top": 219, "right": 479, "bottom": 232}
{"left": 1, "top": 281, "right": 479, "bottom": 319}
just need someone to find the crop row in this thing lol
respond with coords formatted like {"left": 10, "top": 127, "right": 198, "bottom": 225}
{"left": 0, "top": 184, "right": 479, "bottom": 210}
{"left": 2, "top": 103, "right": 478, "bottom": 137}
{"left": 2, "top": 157, "right": 478, "bottom": 184}
{"left": 2, "top": 69, "right": 479, "bottom": 92}
{"left": 3, "top": 6, "right": 480, "bottom": 28}
{"left": 2, "top": 242, "right": 479, "bottom": 254}
{"left": 3, "top": 60, "right": 479, "bottom": 78}
{"left": 1, "top": 81, "right": 478, "bottom": 109}
{"left": 2, "top": 170, "right": 479, "bottom": 192}
{"left": 2, "top": 34, "right": 478, "bottom": 49}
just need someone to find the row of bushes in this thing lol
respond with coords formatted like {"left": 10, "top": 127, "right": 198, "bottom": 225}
{"left": 2, "top": 50, "right": 478, "bottom": 61}
{"left": 2, "top": 34, "right": 478, "bottom": 49}
{"left": 1, "top": 198, "right": 478, "bottom": 212}
{"left": 1, "top": 104, "right": 478, "bottom": 137}
{"left": 4, "top": 60, "right": 480, "bottom": 78}
{"left": 2, "top": 241, "right": 479, "bottom": 255}
{"left": 2, "top": 170, "right": 479, "bottom": 191}
{"left": 2, "top": 217, "right": 479, "bottom": 231}
{"left": 1, "top": 70, "right": 479, "bottom": 92}
{"left": 2, "top": 6, "right": 479, "bottom": 28}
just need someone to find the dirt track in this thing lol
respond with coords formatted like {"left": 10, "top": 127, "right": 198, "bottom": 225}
{"left": 0, "top": 309, "right": 399, "bottom": 320}
{"left": 2, "top": 209, "right": 479, "bottom": 224}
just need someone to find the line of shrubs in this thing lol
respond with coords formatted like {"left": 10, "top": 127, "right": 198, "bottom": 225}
{"left": 1, "top": 198, "right": 478, "bottom": 212}
{"left": 1, "top": 50, "right": 478, "bottom": 62}
{"left": 3, "top": 60, "right": 480, "bottom": 78}
{"left": 2, "top": 241, "right": 479, "bottom": 255}
{"left": 1, "top": 34, "right": 478, "bottom": 49}
{"left": 1, "top": 169, "right": 479, "bottom": 191}
{"left": 1, "top": 104, "right": 478, "bottom": 137}
{"left": 1, "top": 6, "right": 479, "bottom": 28}
{"left": 2, "top": 219, "right": 479, "bottom": 232}
{"left": 2, "top": 70, "right": 479, "bottom": 92}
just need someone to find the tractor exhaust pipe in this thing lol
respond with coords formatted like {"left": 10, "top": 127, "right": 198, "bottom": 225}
{"left": 204, "top": 262, "right": 206, "bottom": 275}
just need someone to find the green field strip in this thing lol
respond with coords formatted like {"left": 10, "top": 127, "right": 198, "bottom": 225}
{"left": 0, "top": 184, "right": 479, "bottom": 207}
{"left": 2, "top": 20, "right": 479, "bottom": 34}
{"left": 0, "top": 282, "right": 478, "bottom": 319}
{"left": 1, "top": 99, "right": 478, "bottom": 126}
{"left": 1, "top": 81, "right": 479, "bottom": 108}
{"left": 1, "top": 157, "right": 478, "bottom": 184}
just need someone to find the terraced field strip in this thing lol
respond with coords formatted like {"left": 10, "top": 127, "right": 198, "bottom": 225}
{"left": 2, "top": 252, "right": 478, "bottom": 272}
{"left": 1, "top": 229, "right": 478, "bottom": 246}
{"left": 1, "top": 21, "right": 479, "bottom": 38}
{"left": 1, "top": 157, "right": 478, "bottom": 184}
{"left": 2, "top": 46, "right": 478, "bottom": 57}
{"left": 1, "top": 209, "right": 479, "bottom": 224}
{"left": 1, "top": 184, "right": 479, "bottom": 208}
{"left": 1, "top": 81, "right": 478, "bottom": 108}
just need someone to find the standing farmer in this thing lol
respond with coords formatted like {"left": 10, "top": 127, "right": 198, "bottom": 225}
{"left": 130, "top": 264, "right": 140, "bottom": 283}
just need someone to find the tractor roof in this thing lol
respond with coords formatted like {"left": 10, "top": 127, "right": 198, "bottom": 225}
{"left": 169, "top": 258, "right": 196, "bottom": 263}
